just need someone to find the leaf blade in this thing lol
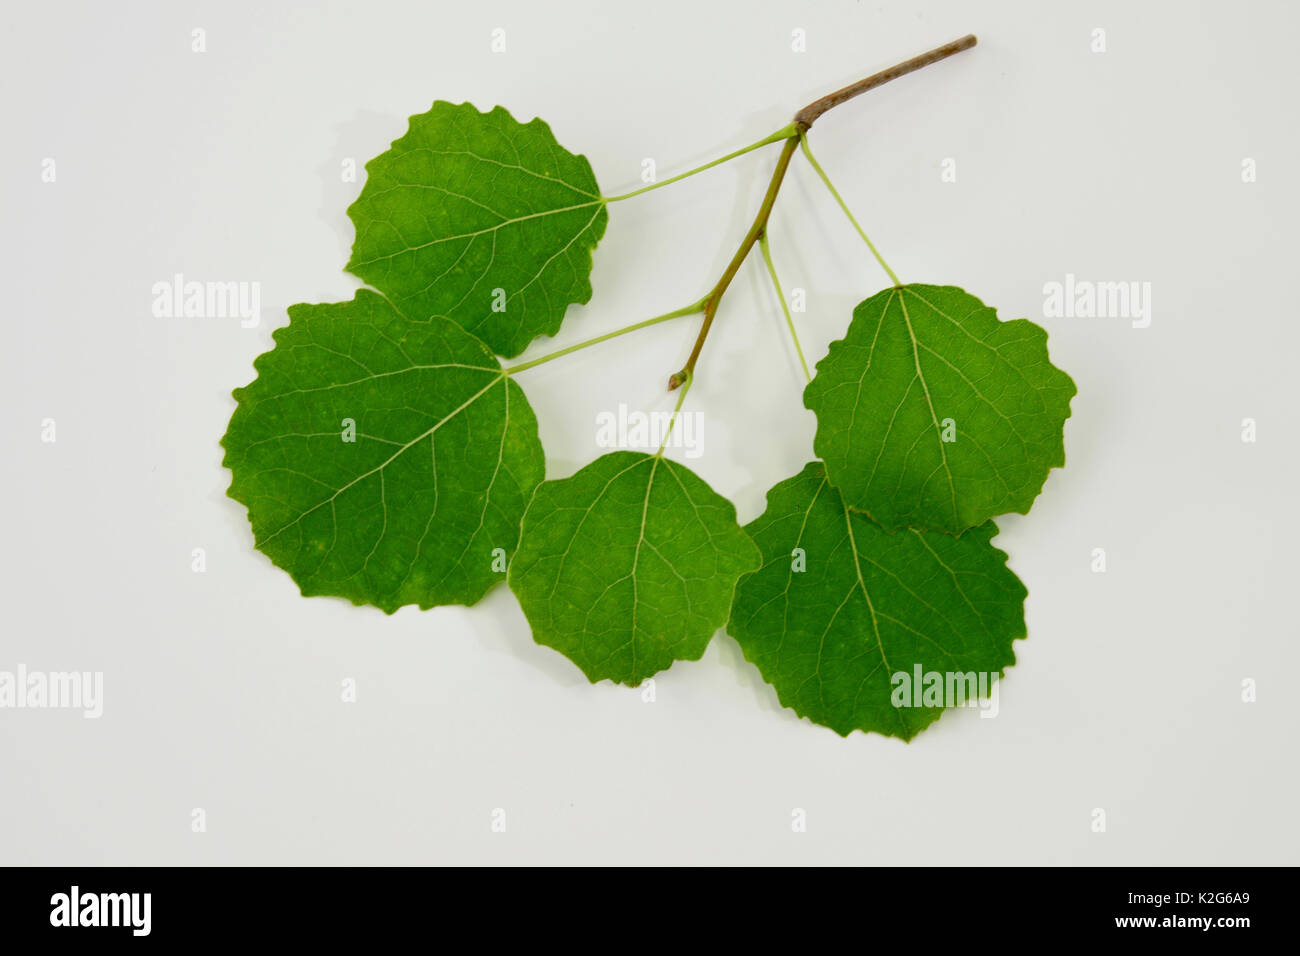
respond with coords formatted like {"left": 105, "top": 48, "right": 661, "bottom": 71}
{"left": 728, "top": 461, "right": 1028, "bottom": 739}
{"left": 221, "top": 289, "right": 544, "bottom": 612}
{"left": 509, "top": 451, "right": 761, "bottom": 685}
{"left": 345, "top": 102, "right": 607, "bottom": 358}
{"left": 804, "top": 284, "right": 1076, "bottom": 532}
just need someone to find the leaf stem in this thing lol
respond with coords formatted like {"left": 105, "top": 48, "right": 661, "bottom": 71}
{"left": 665, "top": 36, "right": 975, "bottom": 387}
{"left": 793, "top": 35, "right": 977, "bottom": 129}
{"left": 798, "top": 131, "right": 901, "bottom": 287}
{"left": 656, "top": 370, "right": 694, "bottom": 457}
{"left": 504, "top": 39, "right": 974, "bottom": 388}
{"left": 602, "top": 124, "right": 798, "bottom": 203}
{"left": 504, "top": 298, "right": 706, "bottom": 376}
{"left": 758, "top": 231, "right": 811, "bottom": 383}
{"left": 668, "top": 135, "right": 800, "bottom": 389}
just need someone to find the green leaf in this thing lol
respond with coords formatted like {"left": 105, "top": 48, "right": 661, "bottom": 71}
{"left": 804, "top": 284, "right": 1075, "bottom": 533}
{"left": 345, "top": 101, "right": 608, "bottom": 358}
{"left": 728, "top": 462, "right": 1027, "bottom": 740}
{"left": 508, "top": 451, "right": 761, "bottom": 686}
{"left": 221, "top": 289, "right": 544, "bottom": 613}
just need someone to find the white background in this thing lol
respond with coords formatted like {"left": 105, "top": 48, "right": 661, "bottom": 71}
{"left": 3, "top": 0, "right": 1297, "bottom": 865}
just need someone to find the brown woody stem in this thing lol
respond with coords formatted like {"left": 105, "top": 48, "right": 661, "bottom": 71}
{"left": 668, "top": 136, "right": 799, "bottom": 389}
{"left": 667, "top": 34, "right": 976, "bottom": 389}
{"left": 794, "top": 34, "right": 977, "bottom": 129}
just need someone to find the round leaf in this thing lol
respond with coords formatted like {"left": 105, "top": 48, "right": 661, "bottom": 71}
{"left": 804, "top": 284, "right": 1076, "bottom": 533}
{"left": 728, "top": 462, "right": 1027, "bottom": 739}
{"left": 222, "top": 289, "right": 544, "bottom": 612}
{"left": 509, "top": 451, "right": 761, "bottom": 685}
{"left": 346, "top": 101, "right": 608, "bottom": 358}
